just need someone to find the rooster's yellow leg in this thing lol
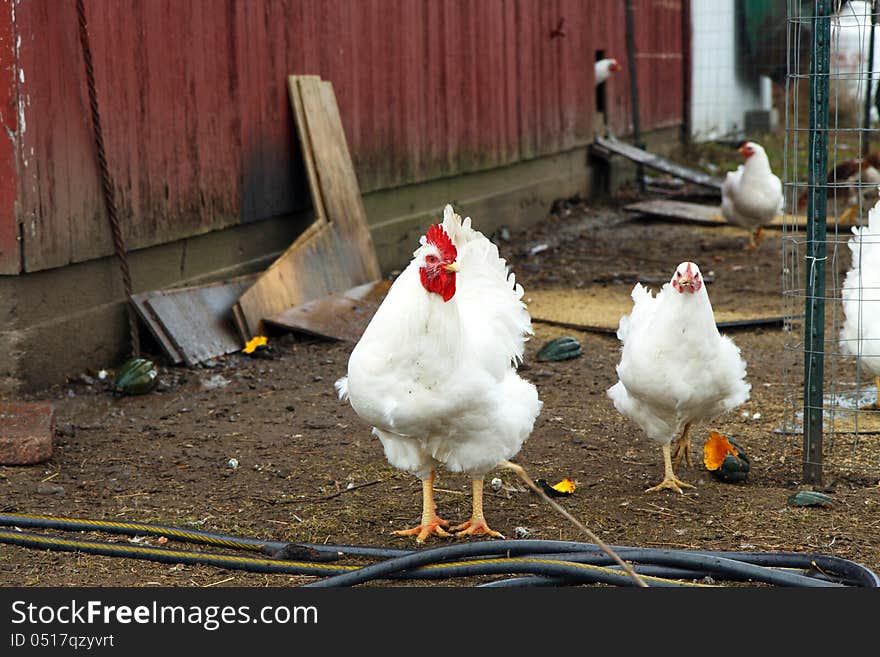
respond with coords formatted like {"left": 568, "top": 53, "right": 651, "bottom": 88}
{"left": 393, "top": 470, "right": 452, "bottom": 543}
{"left": 754, "top": 226, "right": 765, "bottom": 248}
{"left": 452, "top": 479, "right": 505, "bottom": 539}
{"left": 646, "top": 443, "right": 696, "bottom": 494}
{"left": 671, "top": 422, "right": 693, "bottom": 468}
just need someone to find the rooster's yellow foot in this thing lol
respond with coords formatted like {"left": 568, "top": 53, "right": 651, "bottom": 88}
{"left": 393, "top": 516, "right": 452, "bottom": 543}
{"left": 451, "top": 517, "right": 505, "bottom": 539}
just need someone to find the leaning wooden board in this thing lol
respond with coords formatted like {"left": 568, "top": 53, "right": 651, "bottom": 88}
{"left": 525, "top": 287, "right": 785, "bottom": 334}
{"left": 623, "top": 199, "right": 809, "bottom": 229}
{"left": 621, "top": 199, "right": 856, "bottom": 230}
{"left": 233, "top": 75, "right": 381, "bottom": 340}
{"left": 265, "top": 280, "right": 391, "bottom": 342}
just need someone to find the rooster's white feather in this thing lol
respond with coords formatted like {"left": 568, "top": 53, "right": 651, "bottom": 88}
{"left": 337, "top": 205, "right": 541, "bottom": 481}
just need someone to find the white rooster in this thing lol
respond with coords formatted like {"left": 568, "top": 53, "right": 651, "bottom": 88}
{"left": 720, "top": 141, "right": 783, "bottom": 250}
{"left": 840, "top": 191, "right": 880, "bottom": 408}
{"left": 335, "top": 205, "right": 542, "bottom": 541}
{"left": 607, "top": 262, "right": 751, "bottom": 493}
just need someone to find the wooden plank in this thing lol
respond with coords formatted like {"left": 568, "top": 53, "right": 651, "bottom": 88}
{"left": 234, "top": 75, "right": 381, "bottom": 340}
{"left": 592, "top": 136, "right": 723, "bottom": 192}
{"left": 301, "top": 76, "right": 380, "bottom": 277}
{"left": 265, "top": 294, "right": 378, "bottom": 342}
{"left": 264, "top": 279, "right": 390, "bottom": 341}
{"left": 525, "top": 287, "right": 785, "bottom": 334}
{"left": 623, "top": 199, "right": 809, "bottom": 230}
{"left": 134, "top": 275, "right": 257, "bottom": 366}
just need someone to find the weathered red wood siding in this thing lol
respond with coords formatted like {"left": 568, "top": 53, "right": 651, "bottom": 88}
{"left": 2, "top": 0, "right": 685, "bottom": 273}
{"left": 0, "top": 1, "right": 19, "bottom": 274}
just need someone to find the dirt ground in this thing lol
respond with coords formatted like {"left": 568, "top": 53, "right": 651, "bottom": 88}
{"left": 3, "top": 192, "right": 880, "bottom": 588}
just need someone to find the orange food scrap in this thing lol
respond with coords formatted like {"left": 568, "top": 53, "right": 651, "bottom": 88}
{"left": 551, "top": 478, "right": 576, "bottom": 495}
{"left": 703, "top": 431, "right": 738, "bottom": 471}
{"left": 243, "top": 335, "right": 268, "bottom": 354}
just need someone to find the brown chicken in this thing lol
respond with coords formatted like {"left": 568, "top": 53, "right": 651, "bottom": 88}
{"left": 797, "top": 152, "right": 880, "bottom": 224}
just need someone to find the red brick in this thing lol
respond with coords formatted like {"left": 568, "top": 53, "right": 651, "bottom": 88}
{"left": 0, "top": 402, "right": 54, "bottom": 465}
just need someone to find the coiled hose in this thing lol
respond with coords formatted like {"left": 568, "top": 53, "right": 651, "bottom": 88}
{"left": 1, "top": 512, "right": 876, "bottom": 588}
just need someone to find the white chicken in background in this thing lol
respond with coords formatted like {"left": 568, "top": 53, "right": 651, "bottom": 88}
{"left": 336, "top": 205, "right": 542, "bottom": 541}
{"left": 595, "top": 57, "right": 621, "bottom": 86}
{"left": 840, "top": 191, "right": 880, "bottom": 408}
{"left": 607, "top": 262, "right": 751, "bottom": 493}
{"left": 720, "top": 141, "right": 784, "bottom": 250}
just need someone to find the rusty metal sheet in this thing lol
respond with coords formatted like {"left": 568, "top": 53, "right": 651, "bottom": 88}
{"left": 134, "top": 275, "right": 257, "bottom": 366}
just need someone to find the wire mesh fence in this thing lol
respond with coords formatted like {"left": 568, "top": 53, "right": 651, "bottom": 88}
{"left": 782, "top": 0, "right": 880, "bottom": 483}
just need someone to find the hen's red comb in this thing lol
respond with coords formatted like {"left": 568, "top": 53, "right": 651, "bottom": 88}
{"left": 425, "top": 224, "right": 457, "bottom": 262}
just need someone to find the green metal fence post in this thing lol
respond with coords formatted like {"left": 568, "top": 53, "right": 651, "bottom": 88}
{"left": 803, "top": 0, "right": 830, "bottom": 485}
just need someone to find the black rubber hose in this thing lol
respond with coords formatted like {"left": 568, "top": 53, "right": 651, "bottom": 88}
{"left": 3, "top": 514, "right": 877, "bottom": 588}
{"left": 302, "top": 540, "right": 676, "bottom": 588}
{"left": 479, "top": 575, "right": 566, "bottom": 587}
{"left": 694, "top": 550, "right": 880, "bottom": 588}
{"left": 0, "top": 529, "right": 348, "bottom": 576}
{"left": 519, "top": 549, "right": 843, "bottom": 588}
{"left": 0, "top": 512, "right": 292, "bottom": 555}
{"left": 0, "top": 529, "right": 688, "bottom": 586}
{"left": 392, "top": 558, "right": 692, "bottom": 587}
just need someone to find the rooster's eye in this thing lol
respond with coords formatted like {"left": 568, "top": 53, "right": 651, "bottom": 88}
{"left": 426, "top": 255, "right": 438, "bottom": 265}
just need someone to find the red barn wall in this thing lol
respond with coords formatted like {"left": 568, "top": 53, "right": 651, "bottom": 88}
{"left": 1, "top": 0, "right": 685, "bottom": 274}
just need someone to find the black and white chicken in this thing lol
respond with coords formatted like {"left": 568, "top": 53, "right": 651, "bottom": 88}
{"left": 335, "top": 205, "right": 542, "bottom": 541}
{"left": 607, "top": 262, "right": 751, "bottom": 493}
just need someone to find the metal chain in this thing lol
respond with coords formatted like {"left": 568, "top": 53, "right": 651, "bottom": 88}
{"left": 75, "top": 0, "right": 140, "bottom": 358}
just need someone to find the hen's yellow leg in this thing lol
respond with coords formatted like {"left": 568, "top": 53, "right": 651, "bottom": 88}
{"left": 744, "top": 226, "right": 764, "bottom": 250}
{"left": 754, "top": 226, "right": 765, "bottom": 248}
{"left": 452, "top": 479, "right": 505, "bottom": 539}
{"left": 838, "top": 205, "right": 858, "bottom": 225}
{"left": 671, "top": 422, "right": 693, "bottom": 468}
{"left": 393, "top": 470, "right": 452, "bottom": 542}
{"left": 646, "top": 443, "right": 696, "bottom": 494}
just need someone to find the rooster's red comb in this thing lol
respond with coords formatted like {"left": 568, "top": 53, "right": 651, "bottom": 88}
{"left": 424, "top": 224, "right": 457, "bottom": 262}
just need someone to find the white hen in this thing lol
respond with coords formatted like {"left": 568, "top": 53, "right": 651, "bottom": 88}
{"left": 595, "top": 57, "right": 621, "bottom": 86}
{"left": 336, "top": 205, "right": 542, "bottom": 541}
{"left": 720, "top": 141, "right": 783, "bottom": 249}
{"left": 607, "top": 262, "right": 751, "bottom": 493}
{"left": 840, "top": 191, "right": 880, "bottom": 408}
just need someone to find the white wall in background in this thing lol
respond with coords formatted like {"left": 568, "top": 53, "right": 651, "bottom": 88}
{"left": 831, "top": 0, "right": 880, "bottom": 124}
{"left": 690, "top": 0, "right": 769, "bottom": 142}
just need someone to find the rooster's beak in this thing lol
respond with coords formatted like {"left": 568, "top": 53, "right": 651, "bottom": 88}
{"left": 443, "top": 262, "right": 461, "bottom": 273}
